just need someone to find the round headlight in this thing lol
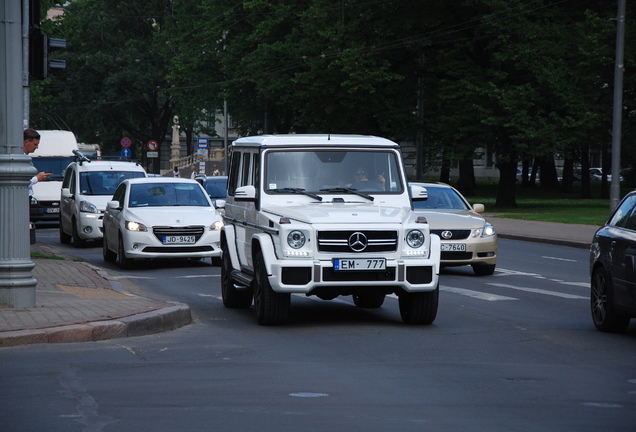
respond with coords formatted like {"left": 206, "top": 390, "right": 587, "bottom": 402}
{"left": 287, "top": 230, "right": 306, "bottom": 249}
{"left": 406, "top": 229, "right": 425, "bottom": 248}
{"left": 211, "top": 220, "right": 224, "bottom": 230}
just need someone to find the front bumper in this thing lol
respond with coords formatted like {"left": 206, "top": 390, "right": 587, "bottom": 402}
{"left": 266, "top": 257, "right": 439, "bottom": 295}
{"left": 121, "top": 229, "right": 222, "bottom": 259}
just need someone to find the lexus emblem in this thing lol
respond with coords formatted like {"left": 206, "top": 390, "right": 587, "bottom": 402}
{"left": 348, "top": 232, "right": 368, "bottom": 252}
{"left": 441, "top": 230, "right": 453, "bottom": 240}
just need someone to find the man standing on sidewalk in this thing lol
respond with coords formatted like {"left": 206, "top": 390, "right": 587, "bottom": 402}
{"left": 23, "top": 129, "right": 51, "bottom": 197}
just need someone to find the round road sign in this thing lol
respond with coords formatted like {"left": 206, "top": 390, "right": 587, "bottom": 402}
{"left": 147, "top": 140, "right": 158, "bottom": 151}
{"left": 120, "top": 137, "right": 132, "bottom": 148}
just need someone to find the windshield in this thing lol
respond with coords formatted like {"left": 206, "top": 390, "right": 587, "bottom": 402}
{"left": 412, "top": 186, "right": 470, "bottom": 210}
{"left": 31, "top": 157, "right": 74, "bottom": 181}
{"left": 264, "top": 150, "right": 403, "bottom": 194}
{"left": 80, "top": 171, "right": 145, "bottom": 196}
{"left": 129, "top": 183, "right": 211, "bottom": 208}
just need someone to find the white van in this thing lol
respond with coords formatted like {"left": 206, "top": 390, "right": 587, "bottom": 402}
{"left": 30, "top": 130, "right": 79, "bottom": 222}
{"left": 60, "top": 158, "right": 147, "bottom": 246}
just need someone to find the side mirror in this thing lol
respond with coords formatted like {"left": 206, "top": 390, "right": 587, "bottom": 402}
{"left": 106, "top": 200, "right": 121, "bottom": 210}
{"left": 214, "top": 199, "right": 226, "bottom": 209}
{"left": 234, "top": 185, "right": 256, "bottom": 201}
{"left": 61, "top": 188, "right": 72, "bottom": 198}
{"left": 472, "top": 203, "right": 485, "bottom": 213}
{"left": 409, "top": 184, "right": 428, "bottom": 201}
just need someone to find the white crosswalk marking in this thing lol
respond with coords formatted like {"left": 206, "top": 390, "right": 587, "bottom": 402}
{"left": 487, "top": 283, "right": 587, "bottom": 299}
{"left": 442, "top": 286, "right": 517, "bottom": 301}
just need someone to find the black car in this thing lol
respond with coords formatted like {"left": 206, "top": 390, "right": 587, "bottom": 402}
{"left": 589, "top": 191, "right": 636, "bottom": 332}
{"left": 195, "top": 175, "right": 228, "bottom": 209}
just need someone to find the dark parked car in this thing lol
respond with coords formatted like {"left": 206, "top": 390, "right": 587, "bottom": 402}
{"left": 589, "top": 191, "right": 636, "bottom": 332}
{"left": 195, "top": 175, "right": 228, "bottom": 210}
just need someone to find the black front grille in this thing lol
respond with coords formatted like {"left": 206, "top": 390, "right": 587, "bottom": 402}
{"left": 431, "top": 229, "right": 471, "bottom": 240}
{"left": 441, "top": 251, "right": 473, "bottom": 260}
{"left": 152, "top": 226, "right": 205, "bottom": 243}
{"left": 143, "top": 245, "right": 214, "bottom": 253}
{"left": 317, "top": 230, "right": 398, "bottom": 253}
{"left": 323, "top": 268, "right": 396, "bottom": 282}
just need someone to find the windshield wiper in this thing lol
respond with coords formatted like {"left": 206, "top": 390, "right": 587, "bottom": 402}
{"left": 319, "top": 187, "right": 374, "bottom": 201}
{"left": 270, "top": 188, "right": 323, "bottom": 201}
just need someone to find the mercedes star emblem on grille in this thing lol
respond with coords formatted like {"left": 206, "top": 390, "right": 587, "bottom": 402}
{"left": 441, "top": 230, "right": 453, "bottom": 239}
{"left": 348, "top": 232, "right": 368, "bottom": 252}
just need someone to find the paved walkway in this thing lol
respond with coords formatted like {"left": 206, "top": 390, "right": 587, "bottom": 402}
{"left": 0, "top": 217, "right": 600, "bottom": 347}
{"left": 0, "top": 243, "right": 191, "bottom": 347}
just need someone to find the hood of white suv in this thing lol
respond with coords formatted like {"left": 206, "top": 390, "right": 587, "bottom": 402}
{"left": 263, "top": 201, "right": 412, "bottom": 224}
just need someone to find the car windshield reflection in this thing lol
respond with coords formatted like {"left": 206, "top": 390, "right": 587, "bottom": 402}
{"left": 129, "top": 183, "right": 211, "bottom": 207}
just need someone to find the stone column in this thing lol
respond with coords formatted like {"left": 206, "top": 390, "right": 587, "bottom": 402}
{"left": 0, "top": 1, "right": 37, "bottom": 308}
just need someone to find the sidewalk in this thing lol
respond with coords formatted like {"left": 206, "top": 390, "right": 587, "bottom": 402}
{"left": 0, "top": 243, "right": 191, "bottom": 348}
{"left": 483, "top": 214, "right": 599, "bottom": 249}
{"left": 0, "top": 217, "right": 599, "bottom": 348}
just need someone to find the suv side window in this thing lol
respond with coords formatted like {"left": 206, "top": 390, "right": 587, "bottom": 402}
{"left": 227, "top": 151, "right": 242, "bottom": 196}
{"left": 62, "top": 165, "right": 73, "bottom": 189}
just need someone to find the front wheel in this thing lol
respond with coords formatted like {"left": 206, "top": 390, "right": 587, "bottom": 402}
{"left": 253, "top": 250, "right": 290, "bottom": 325}
{"left": 591, "top": 266, "right": 630, "bottom": 332}
{"left": 72, "top": 219, "right": 86, "bottom": 248}
{"left": 117, "top": 233, "right": 133, "bottom": 270}
{"left": 102, "top": 230, "right": 116, "bottom": 262}
{"left": 472, "top": 263, "right": 496, "bottom": 276}
{"left": 399, "top": 286, "right": 439, "bottom": 325}
{"left": 59, "top": 222, "right": 71, "bottom": 244}
{"left": 221, "top": 250, "right": 252, "bottom": 308}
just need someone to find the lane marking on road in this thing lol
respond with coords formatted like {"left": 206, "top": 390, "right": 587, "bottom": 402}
{"left": 496, "top": 267, "right": 588, "bottom": 288}
{"left": 108, "top": 275, "right": 154, "bottom": 280}
{"left": 542, "top": 256, "right": 577, "bottom": 263}
{"left": 176, "top": 275, "right": 218, "bottom": 279}
{"left": 441, "top": 286, "right": 518, "bottom": 301}
{"left": 487, "top": 283, "right": 587, "bottom": 299}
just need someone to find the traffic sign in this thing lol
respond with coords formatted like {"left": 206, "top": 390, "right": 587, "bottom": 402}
{"left": 197, "top": 137, "right": 208, "bottom": 149}
{"left": 120, "top": 137, "right": 132, "bottom": 148}
{"left": 121, "top": 148, "right": 131, "bottom": 158}
{"left": 147, "top": 140, "right": 158, "bottom": 151}
{"left": 147, "top": 151, "right": 158, "bottom": 158}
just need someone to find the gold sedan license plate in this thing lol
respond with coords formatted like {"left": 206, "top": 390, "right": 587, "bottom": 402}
{"left": 441, "top": 243, "right": 466, "bottom": 252}
{"left": 333, "top": 258, "right": 386, "bottom": 271}
{"left": 163, "top": 235, "right": 195, "bottom": 245}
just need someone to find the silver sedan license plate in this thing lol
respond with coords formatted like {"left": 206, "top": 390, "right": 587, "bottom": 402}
{"left": 163, "top": 235, "right": 195, "bottom": 245}
{"left": 441, "top": 243, "right": 466, "bottom": 252}
{"left": 333, "top": 258, "right": 386, "bottom": 271}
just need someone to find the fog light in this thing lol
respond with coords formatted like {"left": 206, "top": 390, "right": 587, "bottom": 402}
{"left": 132, "top": 243, "right": 139, "bottom": 250}
{"left": 83, "top": 226, "right": 93, "bottom": 234}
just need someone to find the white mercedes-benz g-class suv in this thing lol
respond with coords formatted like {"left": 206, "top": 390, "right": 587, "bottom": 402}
{"left": 221, "top": 134, "right": 440, "bottom": 325}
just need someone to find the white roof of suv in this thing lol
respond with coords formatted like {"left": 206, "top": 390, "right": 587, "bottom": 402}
{"left": 73, "top": 160, "right": 146, "bottom": 173}
{"left": 233, "top": 134, "right": 399, "bottom": 148}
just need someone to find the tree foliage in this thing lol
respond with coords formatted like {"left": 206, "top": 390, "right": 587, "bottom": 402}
{"left": 30, "top": 0, "right": 632, "bottom": 204}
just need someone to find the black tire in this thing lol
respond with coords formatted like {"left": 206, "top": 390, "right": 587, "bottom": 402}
{"left": 399, "top": 285, "right": 439, "bottom": 325}
{"left": 102, "top": 230, "right": 116, "bottom": 262}
{"left": 117, "top": 233, "right": 133, "bottom": 270}
{"left": 353, "top": 292, "right": 385, "bottom": 308}
{"left": 59, "top": 222, "right": 71, "bottom": 244}
{"left": 253, "top": 250, "right": 290, "bottom": 325}
{"left": 71, "top": 219, "right": 86, "bottom": 248}
{"left": 472, "top": 263, "right": 496, "bottom": 276}
{"left": 221, "top": 250, "right": 252, "bottom": 308}
{"left": 591, "top": 266, "right": 631, "bottom": 333}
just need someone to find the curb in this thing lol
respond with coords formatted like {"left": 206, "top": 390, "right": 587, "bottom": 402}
{"left": 0, "top": 302, "right": 191, "bottom": 348}
{"left": 496, "top": 233, "right": 591, "bottom": 250}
